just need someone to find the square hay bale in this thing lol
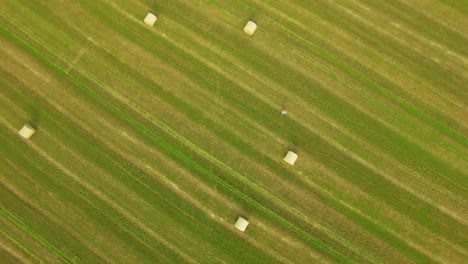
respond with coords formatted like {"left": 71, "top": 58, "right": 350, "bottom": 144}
{"left": 144, "top": 13, "right": 157, "bottom": 27}
{"left": 19, "top": 124, "right": 35, "bottom": 139}
{"left": 283, "top": 151, "right": 298, "bottom": 166}
{"left": 244, "top": 21, "right": 257, "bottom": 35}
{"left": 234, "top": 216, "right": 249, "bottom": 232}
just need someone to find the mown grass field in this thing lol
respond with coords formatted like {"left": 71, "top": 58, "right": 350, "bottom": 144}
{"left": 1, "top": 0, "right": 467, "bottom": 263}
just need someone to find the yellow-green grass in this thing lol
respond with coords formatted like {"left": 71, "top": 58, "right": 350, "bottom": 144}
{"left": 0, "top": 0, "right": 467, "bottom": 263}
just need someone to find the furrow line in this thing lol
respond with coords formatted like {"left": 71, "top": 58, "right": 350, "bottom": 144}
{"left": 0, "top": 158, "right": 111, "bottom": 263}
{"left": 0, "top": 225, "right": 44, "bottom": 264}
{"left": 0, "top": 232, "right": 33, "bottom": 264}
{"left": 0, "top": 207, "right": 73, "bottom": 263}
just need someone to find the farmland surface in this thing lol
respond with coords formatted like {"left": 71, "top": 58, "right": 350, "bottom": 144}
{"left": 1, "top": 0, "right": 467, "bottom": 263}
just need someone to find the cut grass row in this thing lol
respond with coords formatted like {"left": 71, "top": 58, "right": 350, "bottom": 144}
{"left": 3, "top": 90, "right": 192, "bottom": 261}
{"left": 0, "top": 104, "right": 189, "bottom": 263}
{"left": 212, "top": 0, "right": 468, "bottom": 163}
{"left": 0, "top": 13, "right": 366, "bottom": 262}
{"left": 0, "top": 13, "right": 410, "bottom": 264}
{"left": 1, "top": 0, "right": 466, "bottom": 262}
{"left": 208, "top": 0, "right": 467, "bottom": 114}
{"left": 72, "top": 1, "right": 468, "bottom": 260}
{"left": 146, "top": 0, "right": 468, "bottom": 217}
{"left": 80, "top": 0, "right": 467, "bottom": 230}
{"left": 0, "top": 74, "right": 283, "bottom": 263}
{"left": 0, "top": 2, "right": 460, "bottom": 262}
{"left": 209, "top": 0, "right": 468, "bottom": 150}
{"left": 0, "top": 14, "right": 330, "bottom": 260}
{"left": 0, "top": 32, "right": 308, "bottom": 262}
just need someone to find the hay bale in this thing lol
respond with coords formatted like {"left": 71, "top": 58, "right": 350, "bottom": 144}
{"left": 234, "top": 216, "right": 249, "bottom": 232}
{"left": 244, "top": 21, "right": 257, "bottom": 35}
{"left": 144, "top": 13, "right": 157, "bottom": 27}
{"left": 283, "top": 151, "right": 298, "bottom": 166}
{"left": 19, "top": 124, "right": 35, "bottom": 139}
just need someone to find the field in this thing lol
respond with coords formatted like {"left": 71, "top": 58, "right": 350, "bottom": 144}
{"left": 0, "top": 0, "right": 467, "bottom": 263}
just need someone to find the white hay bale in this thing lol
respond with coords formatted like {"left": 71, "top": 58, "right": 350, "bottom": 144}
{"left": 244, "top": 21, "right": 257, "bottom": 35}
{"left": 144, "top": 13, "right": 157, "bottom": 27}
{"left": 19, "top": 124, "right": 35, "bottom": 139}
{"left": 283, "top": 151, "right": 298, "bottom": 166}
{"left": 234, "top": 216, "right": 249, "bottom": 232}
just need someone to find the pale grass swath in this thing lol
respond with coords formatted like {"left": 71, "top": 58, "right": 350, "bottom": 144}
{"left": 0, "top": 0, "right": 467, "bottom": 263}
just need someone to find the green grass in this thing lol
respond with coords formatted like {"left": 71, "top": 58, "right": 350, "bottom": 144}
{"left": 1, "top": 0, "right": 467, "bottom": 263}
